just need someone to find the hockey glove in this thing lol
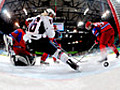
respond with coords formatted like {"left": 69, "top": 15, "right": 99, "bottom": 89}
{"left": 95, "top": 40, "right": 99, "bottom": 44}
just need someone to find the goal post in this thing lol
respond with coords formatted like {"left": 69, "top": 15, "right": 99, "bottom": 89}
{"left": 0, "top": 0, "right": 5, "bottom": 12}
{"left": 107, "top": 0, "right": 120, "bottom": 43}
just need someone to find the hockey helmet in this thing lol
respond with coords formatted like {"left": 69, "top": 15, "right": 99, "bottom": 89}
{"left": 85, "top": 21, "right": 92, "bottom": 30}
{"left": 45, "top": 8, "right": 56, "bottom": 17}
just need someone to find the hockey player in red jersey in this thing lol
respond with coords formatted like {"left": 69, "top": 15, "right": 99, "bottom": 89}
{"left": 8, "top": 28, "right": 36, "bottom": 66}
{"left": 85, "top": 21, "right": 119, "bottom": 62}
{"left": 23, "top": 8, "right": 79, "bottom": 70}
{"left": 9, "top": 28, "right": 30, "bottom": 55}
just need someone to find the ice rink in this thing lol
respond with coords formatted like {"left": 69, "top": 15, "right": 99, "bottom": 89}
{"left": 0, "top": 51, "right": 120, "bottom": 90}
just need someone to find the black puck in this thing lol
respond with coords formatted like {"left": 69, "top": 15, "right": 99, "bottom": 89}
{"left": 104, "top": 62, "right": 109, "bottom": 67}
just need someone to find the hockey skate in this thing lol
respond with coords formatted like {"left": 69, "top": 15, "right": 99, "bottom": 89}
{"left": 66, "top": 59, "right": 79, "bottom": 70}
{"left": 40, "top": 60, "right": 49, "bottom": 65}
{"left": 54, "top": 60, "right": 60, "bottom": 64}
{"left": 28, "top": 55, "right": 36, "bottom": 66}
{"left": 116, "top": 52, "right": 119, "bottom": 58}
{"left": 53, "top": 57, "right": 60, "bottom": 63}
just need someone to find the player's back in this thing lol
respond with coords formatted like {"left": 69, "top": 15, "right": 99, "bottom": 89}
{"left": 93, "top": 22, "right": 113, "bottom": 33}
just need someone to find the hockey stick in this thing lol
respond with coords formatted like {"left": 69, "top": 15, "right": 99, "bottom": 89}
{"left": 76, "top": 43, "right": 96, "bottom": 63}
{"left": 52, "top": 40, "right": 96, "bottom": 63}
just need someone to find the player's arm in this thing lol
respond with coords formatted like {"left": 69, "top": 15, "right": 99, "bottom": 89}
{"left": 9, "top": 30, "right": 19, "bottom": 40}
{"left": 9, "top": 30, "right": 22, "bottom": 45}
{"left": 42, "top": 16, "right": 55, "bottom": 39}
{"left": 92, "top": 27, "right": 100, "bottom": 37}
{"left": 25, "top": 17, "right": 36, "bottom": 27}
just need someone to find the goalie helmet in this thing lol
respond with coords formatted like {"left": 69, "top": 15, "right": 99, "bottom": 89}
{"left": 45, "top": 8, "right": 56, "bottom": 17}
{"left": 85, "top": 21, "right": 92, "bottom": 30}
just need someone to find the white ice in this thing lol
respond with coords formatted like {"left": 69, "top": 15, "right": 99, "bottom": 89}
{"left": 0, "top": 52, "right": 120, "bottom": 90}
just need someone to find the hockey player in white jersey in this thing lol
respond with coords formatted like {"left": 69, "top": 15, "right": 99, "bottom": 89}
{"left": 23, "top": 8, "right": 79, "bottom": 70}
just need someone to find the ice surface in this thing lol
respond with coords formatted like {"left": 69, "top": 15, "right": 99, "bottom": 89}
{"left": 0, "top": 52, "right": 120, "bottom": 90}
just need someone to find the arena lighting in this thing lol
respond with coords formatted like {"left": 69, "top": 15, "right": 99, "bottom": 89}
{"left": 70, "top": 35, "right": 72, "bottom": 38}
{"left": 73, "top": 29, "right": 77, "bottom": 33}
{"left": 101, "top": 10, "right": 110, "bottom": 18}
{"left": 3, "top": 9, "right": 11, "bottom": 18}
{"left": 80, "top": 36, "right": 83, "bottom": 38}
{"left": 74, "top": 9, "right": 77, "bottom": 12}
{"left": 75, "top": 41, "right": 78, "bottom": 44}
{"left": 15, "top": 22, "right": 20, "bottom": 27}
{"left": 72, "top": 42, "right": 75, "bottom": 44}
{"left": 77, "top": 21, "right": 84, "bottom": 27}
{"left": 65, "top": 34, "right": 68, "bottom": 38}
{"left": 23, "top": 8, "right": 28, "bottom": 15}
{"left": 67, "top": 30, "right": 69, "bottom": 32}
{"left": 35, "top": 9, "right": 37, "bottom": 12}
{"left": 78, "top": 31, "right": 84, "bottom": 33}
{"left": 84, "top": 8, "right": 89, "bottom": 15}
{"left": 68, "top": 42, "right": 71, "bottom": 44}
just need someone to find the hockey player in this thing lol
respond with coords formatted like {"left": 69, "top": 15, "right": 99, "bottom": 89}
{"left": 25, "top": 15, "right": 60, "bottom": 64}
{"left": 23, "top": 8, "right": 79, "bottom": 70}
{"left": 9, "top": 28, "right": 28, "bottom": 55}
{"left": 8, "top": 28, "right": 36, "bottom": 66}
{"left": 40, "top": 25, "right": 62, "bottom": 64}
{"left": 85, "top": 21, "right": 119, "bottom": 62}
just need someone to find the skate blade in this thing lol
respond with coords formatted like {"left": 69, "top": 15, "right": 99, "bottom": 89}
{"left": 75, "top": 66, "right": 81, "bottom": 72}
{"left": 40, "top": 63, "right": 50, "bottom": 66}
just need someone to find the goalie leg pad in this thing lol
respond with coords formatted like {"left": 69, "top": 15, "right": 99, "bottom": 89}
{"left": 12, "top": 55, "right": 29, "bottom": 66}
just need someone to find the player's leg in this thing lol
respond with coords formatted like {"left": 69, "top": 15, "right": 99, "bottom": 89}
{"left": 40, "top": 53, "right": 49, "bottom": 64}
{"left": 30, "top": 38, "right": 79, "bottom": 70}
{"left": 108, "top": 43, "right": 119, "bottom": 58}
{"left": 99, "top": 31, "right": 110, "bottom": 62}
{"left": 51, "top": 49, "right": 79, "bottom": 70}
{"left": 107, "top": 29, "right": 119, "bottom": 58}
{"left": 53, "top": 57, "right": 59, "bottom": 63}
{"left": 43, "top": 39, "right": 79, "bottom": 70}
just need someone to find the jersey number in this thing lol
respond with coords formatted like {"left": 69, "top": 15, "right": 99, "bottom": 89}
{"left": 29, "top": 17, "right": 41, "bottom": 32}
{"left": 29, "top": 23, "right": 37, "bottom": 32}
